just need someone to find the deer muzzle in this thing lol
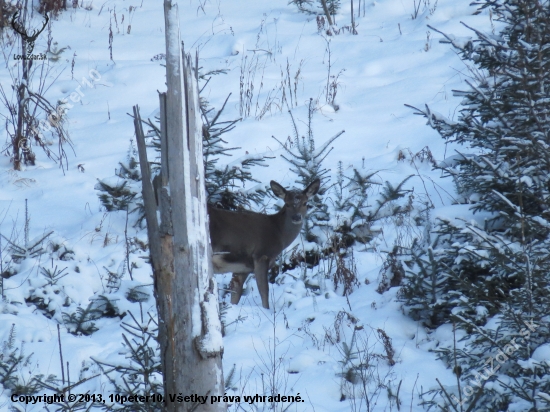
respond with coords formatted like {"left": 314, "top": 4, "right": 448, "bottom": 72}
{"left": 291, "top": 214, "right": 303, "bottom": 224}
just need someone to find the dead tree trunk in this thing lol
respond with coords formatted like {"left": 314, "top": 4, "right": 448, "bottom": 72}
{"left": 134, "top": 1, "right": 225, "bottom": 410}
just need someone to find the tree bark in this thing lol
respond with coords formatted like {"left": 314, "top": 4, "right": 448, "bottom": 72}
{"left": 135, "top": 2, "right": 225, "bottom": 411}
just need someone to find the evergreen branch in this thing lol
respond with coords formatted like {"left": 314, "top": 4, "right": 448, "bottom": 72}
{"left": 313, "top": 129, "right": 343, "bottom": 158}
{"left": 435, "top": 378, "right": 461, "bottom": 412}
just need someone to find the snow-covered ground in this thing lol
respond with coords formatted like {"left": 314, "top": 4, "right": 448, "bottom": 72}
{"left": 0, "top": 0, "right": 497, "bottom": 410}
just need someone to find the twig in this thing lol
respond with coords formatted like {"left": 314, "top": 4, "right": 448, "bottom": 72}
{"left": 57, "top": 324, "right": 65, "bottom": 386}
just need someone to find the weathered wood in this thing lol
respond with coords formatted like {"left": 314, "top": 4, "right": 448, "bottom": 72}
{"left": 134, "top": 103, "right": 176, "bottom": 412}
{"left": 135, "top": 2, "right": 224, "bottom": 410}
{"left": 158, "top": 92, "right": 173, "bottom": 236}
{"left": 133, "top": 106, "right": 160, "bottom": 271}
{"left": 159, "top": 92, "right": 169, "bottom": 186}
{"left": 134, "top": 103, "right": 175, "bottom": 411}
{"left": 146, "top": 1, "right": 224, "bottom": 411}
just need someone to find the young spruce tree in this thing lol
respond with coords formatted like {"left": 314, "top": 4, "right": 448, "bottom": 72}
{"left": 273, "top": 99, "right": 344, "bottom": 243}
{"left": 405, "top": 1, "right": 550, "bottom": 410}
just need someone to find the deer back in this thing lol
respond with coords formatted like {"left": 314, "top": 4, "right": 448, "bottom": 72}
{"left": 208, "top": 206, "right": 301, "bottom": 273}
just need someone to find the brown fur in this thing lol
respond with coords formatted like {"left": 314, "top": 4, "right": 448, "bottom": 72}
{"left": 209, "top": 179, "right": 320, "bottom": 309}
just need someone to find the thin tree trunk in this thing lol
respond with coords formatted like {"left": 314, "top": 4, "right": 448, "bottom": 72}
{"left": 320, "top": 0, "right": 334, "bottom": 26}
{"left": 351, "top": 0, "right": 357, "bottom": 34}
{"left": 13, "top": 1, "right": 36, "bottom": 170}
{"left": 14, "top": 5, "right": 30, "bottom": 171}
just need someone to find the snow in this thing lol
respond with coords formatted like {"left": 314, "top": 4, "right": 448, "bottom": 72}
{"left": 532, "top": 344, "right": 550, "bottom": 366}
{"left": 0, "top": 0, "right": 502, "bottom": 410}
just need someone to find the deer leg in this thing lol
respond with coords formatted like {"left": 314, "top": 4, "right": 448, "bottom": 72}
{"left": 254, "top": 255, "right": 270, "bottom": 309}
{"left": 229, "top": 273, "right": 249, "bottom": 305}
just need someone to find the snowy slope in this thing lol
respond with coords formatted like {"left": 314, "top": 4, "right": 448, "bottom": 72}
{"left": 0, "top": 0, "right": 496, "bottom": 410}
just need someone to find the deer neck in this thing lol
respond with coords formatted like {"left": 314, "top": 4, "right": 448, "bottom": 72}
{"left": 273, "top": 207, "right": 303, "bottom": 248}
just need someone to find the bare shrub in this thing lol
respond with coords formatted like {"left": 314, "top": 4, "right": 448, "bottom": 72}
{"left": 0, "top": 1, "right": 17, "bottom": 30}
{"left": 376, "top": 245, "right": 405, "bottom": 293}
{"left": 1, "top": 6, "right": 73, "bottom": 171}
{"left": 39, "top": 0, "right": 66, "bottom": 16}
{"left": 332, "top": 243, "right": 360, "bottom": 297}
{"left": 376, "top": 328, "right": 395, "bottom": 366}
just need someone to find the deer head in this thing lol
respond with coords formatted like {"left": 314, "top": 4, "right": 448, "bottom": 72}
{"left": 270, "top": 179, "right": 320, "bottom": 225}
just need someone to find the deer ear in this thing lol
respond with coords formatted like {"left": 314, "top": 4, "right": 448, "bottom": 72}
{"left": 270, "top": 181, "right": 287, "bottom": 199}
{"left": 304, "top": 179, "right": 320, "bottom": 197}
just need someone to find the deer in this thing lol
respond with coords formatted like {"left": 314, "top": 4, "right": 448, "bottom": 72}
{"left": 152, "top": 175, "right": 320, "bottom": 309}
{"left": 208, "top": 179, "right": 320, "bottom": 309}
